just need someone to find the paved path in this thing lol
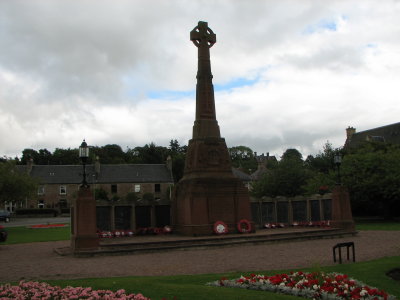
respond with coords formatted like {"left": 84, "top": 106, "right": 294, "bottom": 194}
{"left": 2, "top": 217, "right": 70, "bottom": 228}
{"left": 0, "top": 230, "right": 399, "bottom": 283}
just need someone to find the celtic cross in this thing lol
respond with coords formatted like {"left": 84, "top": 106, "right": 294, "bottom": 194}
{"left": 190, "top": 21, "right": 216, "bottom": 48}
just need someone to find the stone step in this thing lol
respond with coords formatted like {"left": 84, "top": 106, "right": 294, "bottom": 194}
{"left": 63, "top": 228, "right": 357, "bottom": 257}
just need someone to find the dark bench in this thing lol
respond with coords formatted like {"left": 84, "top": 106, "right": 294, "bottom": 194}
{"left": 333, "top": 242, "right": 355, "bottom": 264}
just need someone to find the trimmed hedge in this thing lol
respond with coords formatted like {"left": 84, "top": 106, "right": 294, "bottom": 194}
{"left": 15, "top": 208, "right": 58, "bottom": 216}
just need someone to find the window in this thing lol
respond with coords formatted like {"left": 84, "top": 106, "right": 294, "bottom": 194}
{"left": 111, "top": 184, "right": 118, "bottom": 194}
{"left": 59, "top": 185, "right": 67, "bottom": 195}
{"left": 38, "top": 186, "right": 45, "bottom": 195}
{"left": 134, "top": 184, "right": 141, "bottom": 193}
{"left": 38, "top": 199, "right": 45, "bottom": 209}
{"left": 155, "top": 184, "right": 161, "bottom": 193}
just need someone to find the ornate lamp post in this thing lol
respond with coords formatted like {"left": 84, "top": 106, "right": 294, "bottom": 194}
{"left": 70, "top": 139, "right": 98, "bottom": 253}
{"left": 334, "top": 154, "right": 342, "bottom": 185}
{"left": 79, "top": 140, "right": 89, "bottom": 187}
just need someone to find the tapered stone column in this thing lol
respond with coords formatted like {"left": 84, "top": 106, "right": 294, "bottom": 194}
{"left": 172, "top": 21, "right": 253, "bottom": 236}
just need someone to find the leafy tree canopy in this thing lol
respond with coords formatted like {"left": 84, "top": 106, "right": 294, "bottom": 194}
{"left": 0, "top": 160, "right": 38, "bottom": 205}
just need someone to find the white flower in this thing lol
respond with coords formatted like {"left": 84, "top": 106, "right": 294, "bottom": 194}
{"left": 280, "top": 282, "right": 285, "bottom": 286}
{"left": 313, "top": 284, "right": 319, "bottom": 290}
{"left": 360, "top": 289, "right": 367, "bottom": 296}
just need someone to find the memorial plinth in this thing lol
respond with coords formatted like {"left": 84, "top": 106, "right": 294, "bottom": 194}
{"left": 71, "top": 186, "right": 99, "bottom": 252}
{"left": 172, "top": 21, "right": 252, "bottom": 236}
{"left": 331, "top": 185, "right": 355, "bottom": 231}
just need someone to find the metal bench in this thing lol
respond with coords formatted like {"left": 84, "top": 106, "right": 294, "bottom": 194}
{"left": 333, "top": 242, "right": 355, "bottom": 264}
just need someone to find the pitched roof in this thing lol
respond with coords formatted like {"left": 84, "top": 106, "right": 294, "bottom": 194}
{"left": 17, "top": 164, "right": 174, "bottom": 184}
{"left": 231, "top": 167, "right": 252, "bottom": 182}
{"left": 346, "top": 122, "right": 400, "bottom": 148}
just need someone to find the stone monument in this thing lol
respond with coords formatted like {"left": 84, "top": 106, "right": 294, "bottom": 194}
{"left": 331, "top": 185, "right": 355, "bottom": 231}
{"left": 172, "top": 21, "right": 253, "bottom": 236}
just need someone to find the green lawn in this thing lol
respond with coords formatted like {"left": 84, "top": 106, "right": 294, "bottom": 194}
{"left": 1, "top": 225, "right": 70, "bottom": 245}
{"left": 2, "top": 221, "right": 399, "bottom": 245}
{"left": 355, "top": 221, "right": 400, "bottom": 231}
{"left": 44, "top": 256, "right": 400, "bottom": 300}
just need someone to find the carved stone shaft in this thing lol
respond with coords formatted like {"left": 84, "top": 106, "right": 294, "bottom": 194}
{"left": 190, "top": 21, "right": 220, "bottom": 138}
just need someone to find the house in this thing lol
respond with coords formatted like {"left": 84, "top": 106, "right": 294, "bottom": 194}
{"left": 251, "top": 152, "right": 277, "bottom": 181}
{"left": 14, "top": 158, "right": 175, "bottom": 230}
{"left": 345, "top": 122, "right": 400, "bottom": 148}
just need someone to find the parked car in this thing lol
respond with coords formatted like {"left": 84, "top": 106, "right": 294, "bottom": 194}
{"left": 0, "top": 225, "right": 7, "bottom": 242}
{"left": 0, "top": 210, "right": 11, "bottom": 222}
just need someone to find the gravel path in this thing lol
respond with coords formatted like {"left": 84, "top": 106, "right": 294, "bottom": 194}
{"left": 0, "top": 230, "right": 399, "bottom": 283}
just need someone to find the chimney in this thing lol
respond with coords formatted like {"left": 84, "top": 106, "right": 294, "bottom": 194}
{"left": 27, "top": 158, "right": 33, "bottom": 175}
{"left": 166, "top": 155, "right": 172, "bottom": 172}
{"left": 346, "top": 126, "right": 356, "bottom": 139}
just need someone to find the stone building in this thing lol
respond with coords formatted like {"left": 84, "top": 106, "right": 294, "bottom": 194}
{"left": 345, "top": 122, "right": 400, "bottom": 148}
{"left": 15, "top": 159, "right": 175, "bottom": 230}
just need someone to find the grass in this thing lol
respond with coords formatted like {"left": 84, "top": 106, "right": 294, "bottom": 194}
{"left": 1, "top": 225, "right": 70, "bottom": 245}
{"left": 2, "top": 221, "right": 398, "bottom": 245}
{"left": 42, "top": 256, "right": 400, "bottom": 300}
{"left": 1, "top": 222, "right": 399, "bottom": 299}
{"left": 355, "top": 221, "right": 400, "bottom": 231}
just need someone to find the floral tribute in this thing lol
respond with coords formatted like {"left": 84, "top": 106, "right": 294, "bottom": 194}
{"left": 0, "top": 281, "right": 151, "bottom": 300}
{"left": 213, "top": 221, "right": 228, "bottom": 235}
{"left": 207, "top": 272, "right": 396, "bottom": 300}
{"left": 97, "top": 226, "right": 172, "bottom": 238}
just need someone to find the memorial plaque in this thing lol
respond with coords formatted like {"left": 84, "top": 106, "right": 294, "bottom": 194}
{"left": 251, "top": 203, "right": 261, "bottom": 224}
{"left": 292, "top": 201, "right": 307, "bottom": 222}
{"left": 96, "top": 206, "right": 111, "bottom": 231}
{"left": 277, "top": 201, "right": 288, "bottom": 223}
{"left": 136, "top": 206, "right": 151, "bottom": 228}
{"left": 310, "top": 200, "right": 321, "bottom": 221}
{"left": 261, "top": 202, "right": 275, "bottom": 223}
{"left": 115, "top": 206, "right": 131, "bottom": 230}
{"left": 155, "top": 205, "right": 171, "bottom": 227}
{"left": 322, "top": 199, "right": 332, "bottom": 220}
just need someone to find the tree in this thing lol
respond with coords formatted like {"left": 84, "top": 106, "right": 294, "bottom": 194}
{"left": 229, "top": 145, "right": 257, "bottom": 174}
{"left": 20, "top": 148, "right": 39, "bottom": 165}
{"left": 168, "top": 139, "right": 187, "bottom": 182}
{"left": 305, "top": 142, "right": 341, "bottom": 174}
{"left": 52, "top": 148, "right": 80, "bottom": 165}
{"left": 0, "top": 160, "right": 38, "bottom": 206}
{"left": 251, "top": 148, "right": 311, "bottom": 197}
{"left": 303, "top": 142, "right": 341, "bottom": 195}
{"left": 341, "top": 142, "right": 400, "bottom": 218}
{"left": 92, "top": 144, "right": 126, "bottom": 164}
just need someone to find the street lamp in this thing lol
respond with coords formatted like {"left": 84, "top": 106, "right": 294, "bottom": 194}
{"left": 79, "top": 139, "right": 89, "bottom": 187}
{"left": 334, "top": 154, "right": 342, "bottom": 185}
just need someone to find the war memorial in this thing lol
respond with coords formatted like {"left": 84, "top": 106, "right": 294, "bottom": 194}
{"left": 68, "top": 21, "right": 355, "bottom": 255}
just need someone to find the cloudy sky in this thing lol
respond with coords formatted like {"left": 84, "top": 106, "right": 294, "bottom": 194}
{"left": 1, "top": 1, "right": 399, "bottom": 159}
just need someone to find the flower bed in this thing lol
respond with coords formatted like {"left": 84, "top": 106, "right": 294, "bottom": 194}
{"left": 0, "top": 281, "right": 150, "bottom": 299}
{"left": 207, "top": 272, "right": 396, "bottom": 300}
{"left": 29, "top": 224, "right": 68, "bottom": 229}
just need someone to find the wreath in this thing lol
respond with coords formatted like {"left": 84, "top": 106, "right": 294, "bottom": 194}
{"left": 213, "top": 221, "right": 228, "bottom": 235}
{"left": 237, "top": 219, "right": 252, "bottom": 233}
